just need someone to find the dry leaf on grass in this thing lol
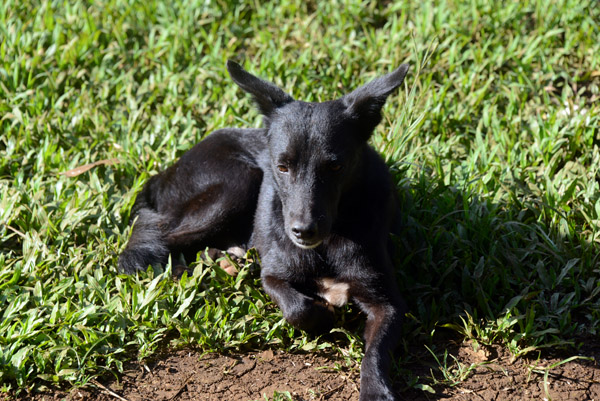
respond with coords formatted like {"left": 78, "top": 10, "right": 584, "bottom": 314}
{"left": 61, "top": 158, "right": 119, "bottom": 177}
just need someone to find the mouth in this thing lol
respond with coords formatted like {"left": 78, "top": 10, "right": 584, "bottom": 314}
{"left": 290, "top": 237, "right": 323, "bottom": 249}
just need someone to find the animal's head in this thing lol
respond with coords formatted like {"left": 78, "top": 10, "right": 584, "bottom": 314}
{"left": 227, "top": 60, "right": 408, "bottom": 249}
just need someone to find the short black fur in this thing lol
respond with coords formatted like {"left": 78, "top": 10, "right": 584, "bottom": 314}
{"left": 119, "top": 61, "right": 409, "bottom": 401}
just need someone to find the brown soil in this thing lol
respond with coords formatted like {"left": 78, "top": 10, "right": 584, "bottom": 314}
{"left": 6, "top": 340, "right": 600, "bottom": 401}
{"left": 402, "top": 338, "right": 600, "bottom": 401}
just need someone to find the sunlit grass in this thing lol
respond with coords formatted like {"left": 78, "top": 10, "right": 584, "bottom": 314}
{"left": 1, "top": 0, "right": 599, "bottom": 394}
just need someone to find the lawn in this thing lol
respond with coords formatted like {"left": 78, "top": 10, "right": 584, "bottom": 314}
{"left": 1, "top": 0, "right": 599, "bottom": 397}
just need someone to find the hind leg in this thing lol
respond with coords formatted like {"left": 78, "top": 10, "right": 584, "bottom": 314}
{"left": 119, "top": 129, "right": 264, "bottom": 274}
{"left": 119, "top": 176, "right": 259, "bottom": 274}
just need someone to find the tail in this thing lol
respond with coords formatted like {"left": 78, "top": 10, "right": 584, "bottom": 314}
{"left": 118, "top": 208, "right": 169, "bottom": 274}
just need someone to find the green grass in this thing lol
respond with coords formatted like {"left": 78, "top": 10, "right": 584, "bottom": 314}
{"left": 1, "top": 0, "right": 599, "bottom": 394}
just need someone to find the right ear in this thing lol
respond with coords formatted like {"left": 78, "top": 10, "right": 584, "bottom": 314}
{"left": 227, "top": 60, "right": 294, "bottom": 117}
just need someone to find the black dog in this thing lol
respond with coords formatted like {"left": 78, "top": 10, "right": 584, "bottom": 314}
{"left": 119, "top": 61, "right": 409, "bottom": 401}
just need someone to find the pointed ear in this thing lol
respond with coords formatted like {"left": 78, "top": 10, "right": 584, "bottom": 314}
{"left": 343, "top": 64, "right": 409, "bottom": 137}
{"left": 227, "top": 60, "right": 294, "bottom": 117}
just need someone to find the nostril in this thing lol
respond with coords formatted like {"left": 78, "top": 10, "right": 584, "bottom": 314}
{"left": 291, "top": 222, "right": 318, "bottom": 240}
{"left": 291, "top": 225, "right": 302, "bottom": 236}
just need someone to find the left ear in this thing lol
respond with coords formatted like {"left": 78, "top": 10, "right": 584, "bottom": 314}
{"left": 343, "top": 64, "right": 409, "bottom": 138}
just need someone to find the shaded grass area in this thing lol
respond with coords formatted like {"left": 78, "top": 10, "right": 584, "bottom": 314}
{"left": 1, "top": 0, "right": 599, "bottom": 395}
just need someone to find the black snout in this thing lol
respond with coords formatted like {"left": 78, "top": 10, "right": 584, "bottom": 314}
{"left": 291, "top": 221, "right": 318, "bottom": 241}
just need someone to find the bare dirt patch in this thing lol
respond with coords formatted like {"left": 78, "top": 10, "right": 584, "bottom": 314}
{"left": 404, "top": 339, "right": 600, "bottom": 401}
{"left": 6, "top": 340, "right": 600, "bottom": 401}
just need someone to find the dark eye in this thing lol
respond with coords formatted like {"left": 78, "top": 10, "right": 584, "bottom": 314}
{"left": 330, "top": 163, "right": 342, "bottom": 172}
{"left": 277, "top": 165, "right": 289, "bottom": 173}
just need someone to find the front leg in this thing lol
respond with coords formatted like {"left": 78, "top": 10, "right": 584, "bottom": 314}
{"left": 355, "top": 296, "right": 405, "bottom": 401}
{"left": 261, "top": 274, "right": 335, "bottom": 334}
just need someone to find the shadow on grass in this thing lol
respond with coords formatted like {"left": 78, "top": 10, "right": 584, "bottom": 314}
{"left": 388, "top": 166, "right": 599, "bottom": 396}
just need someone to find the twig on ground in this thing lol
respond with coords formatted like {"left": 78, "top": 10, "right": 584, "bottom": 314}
{"left": 319, "top": 383, "right": 345, "bottom": 400}
{"left": 91, "top": 379, "right": 130, "bottom": 401}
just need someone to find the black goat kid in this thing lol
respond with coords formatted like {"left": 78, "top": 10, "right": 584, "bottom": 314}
{"left": 120, "top": 61, "right": 409, "bottom": 400}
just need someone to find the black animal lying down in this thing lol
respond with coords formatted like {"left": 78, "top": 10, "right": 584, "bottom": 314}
{"left": 120, "top": 61, "right": 409, "bottom": 401}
